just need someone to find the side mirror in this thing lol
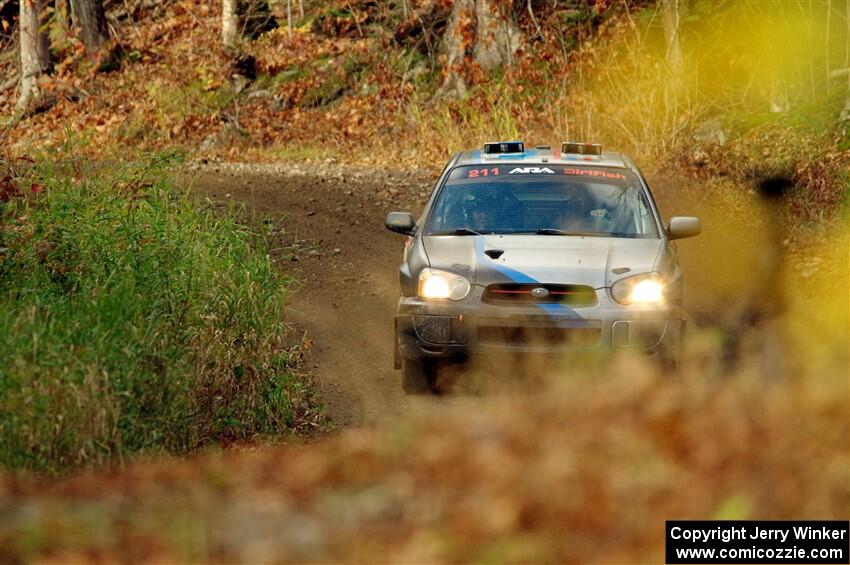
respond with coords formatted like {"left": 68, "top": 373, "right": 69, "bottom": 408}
{"left": 385, "top": 212, "right": 416, "bottom": 235}
{"left": 667, "top": 216, "right": 701, "bottom": 240}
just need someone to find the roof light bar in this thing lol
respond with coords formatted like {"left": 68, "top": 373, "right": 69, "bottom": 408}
{"left": 483, "top": 141, "right": 525, "bottom": 156}
{"left": 561, "top": 142, "right": 602, "bottom": 157}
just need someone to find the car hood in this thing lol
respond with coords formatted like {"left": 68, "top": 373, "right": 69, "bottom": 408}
{"left": 422, "top": 234, "right": 664, "bottom": 288}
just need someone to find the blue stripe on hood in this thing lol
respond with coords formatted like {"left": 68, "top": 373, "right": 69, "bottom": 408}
{"left": 474, "top": 237, "right": 590, "bottom": 328}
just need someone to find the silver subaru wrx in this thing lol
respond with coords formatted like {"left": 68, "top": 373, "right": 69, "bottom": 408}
{"left": 385, "top": 141, "right": 701, "bottom": 394}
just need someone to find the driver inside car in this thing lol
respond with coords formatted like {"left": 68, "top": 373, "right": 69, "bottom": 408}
{"left": 463, "top": 192, "right": 505, "bottom": 231}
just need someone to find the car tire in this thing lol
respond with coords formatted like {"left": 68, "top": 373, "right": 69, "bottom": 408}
{"left": 402, "top": 358, "right": 436, "bottom": 394}
{"left": 657, "top": 321, "right": 685, "bottom": 376}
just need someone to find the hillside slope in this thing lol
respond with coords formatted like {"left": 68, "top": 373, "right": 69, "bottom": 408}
{"left": 1, "top": 0, "right": 847, "bottom": 231}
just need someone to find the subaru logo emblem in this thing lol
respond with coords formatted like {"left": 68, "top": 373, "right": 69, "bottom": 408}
{"left": 531, "top": 287, "right": 549, "bottom": 298}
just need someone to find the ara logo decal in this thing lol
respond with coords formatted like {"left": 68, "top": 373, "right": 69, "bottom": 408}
{"left": 508, "top": 167, "right": 555, "bottom": 174}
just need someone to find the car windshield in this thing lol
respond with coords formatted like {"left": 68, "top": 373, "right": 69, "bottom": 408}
{"left": 426, "top": 164, "right": 658, "bottom": 238}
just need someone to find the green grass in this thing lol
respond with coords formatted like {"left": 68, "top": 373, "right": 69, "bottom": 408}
{"left": 0, "top": 151, "right": 311, "bottom": 473}
{"left": 722, "top": 90, "right": 847, "bottom": 137}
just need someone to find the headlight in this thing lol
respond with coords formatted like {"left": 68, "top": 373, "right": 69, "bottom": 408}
{"left": 418, "top": 269, "right": 471, "bottom": 301}
{"left": 611, "top": 273, "right": 665, "bottom": 305}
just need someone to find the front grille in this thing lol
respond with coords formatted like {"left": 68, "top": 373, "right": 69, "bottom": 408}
{"left": 483, "top": 283, "right": 598, "bottom": 307}
{"left": 478, "top": 325, "right": 601, "bottom": 348}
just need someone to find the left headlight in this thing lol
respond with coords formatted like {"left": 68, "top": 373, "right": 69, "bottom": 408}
{"left": 611, "top": 273, "right": 665, "bottom": 305}
{"left": 418, "top": 268, "right": 471, "bottom": 301}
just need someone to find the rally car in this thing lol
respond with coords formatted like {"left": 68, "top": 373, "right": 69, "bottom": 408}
{"left": 385, "top": 141, "right": 701, "bottom": 393}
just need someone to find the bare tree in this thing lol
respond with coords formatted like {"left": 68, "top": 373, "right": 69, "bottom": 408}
{"left": 472, "top": 0, "right": 520, "bottom": 71}
{"left": 439, "top": 0, "right": 474, "bottom": 97}
{"left": 16, "top": 0, "right": 50, "bottom": 112}
{"left": 222, "top": 0, "right": 239, "bottom": 49}
{"left": 439, "top": 0, "right": 521, "bottom": 97}
{"left": 70, "top": 0, "right": 107, "bottom": 54}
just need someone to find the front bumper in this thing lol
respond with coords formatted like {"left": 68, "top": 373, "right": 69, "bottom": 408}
{"left": 395, "top": 289, "right": 684, "bottom": 363}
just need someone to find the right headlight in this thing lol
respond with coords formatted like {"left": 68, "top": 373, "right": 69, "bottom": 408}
{"left": 418, "top": 268, "right": 471, "bottom": 301}
{"left": 611, "top": 273, "right": 665, "bottom": 305}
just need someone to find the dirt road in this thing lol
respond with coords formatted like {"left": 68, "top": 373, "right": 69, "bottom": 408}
{"left": 191, "top": 164, "right": 439, "bottom": 427}
{"left": 189, "top": 164, "right": 753, "bottom": 428}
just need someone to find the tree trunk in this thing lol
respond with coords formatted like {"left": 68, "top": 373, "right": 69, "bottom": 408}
{"left": 661, "top": 0, "right": 684, "bottom": 75}
{"left": 472, "top": 0, "right": 520, "bottom": 71}
{"left": 16, "top": 0, "right": 50, "bottom": 112}
{"left": 438, "top": 0, "right": 474, "bottom": 97}
{"left": 70, "top": 0, "right": 107, "bottom": 54}
{"left": 222, "top": 0, "right": 239, "bottom": 49}
{"left": 438, "top": 0, "right": 520, "bottom": 97}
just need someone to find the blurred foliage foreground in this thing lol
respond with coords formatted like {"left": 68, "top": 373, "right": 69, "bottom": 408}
{"left": 0, "top": 218, "right": 846, "bottom": 561}
{"left": 0, "top": 358, "right": 847, "bottom": 561}
{"left": 0, "top": 151, "right": 318, "bottom": 474}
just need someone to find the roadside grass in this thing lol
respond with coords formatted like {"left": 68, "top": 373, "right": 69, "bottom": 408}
{"left": 0, "top": 150, "right": 315, "bottom": 473}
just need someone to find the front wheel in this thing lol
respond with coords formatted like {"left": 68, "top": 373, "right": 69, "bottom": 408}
{"left": 657, "top": 321, "right": 686, "bottom": 376}
{"left": 402, "top": 358, "right": 437, "bottom": 394}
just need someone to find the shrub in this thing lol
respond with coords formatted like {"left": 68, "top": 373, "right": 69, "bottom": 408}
{"left": 0, "top": 153, "right": 312, "bottom": 473}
